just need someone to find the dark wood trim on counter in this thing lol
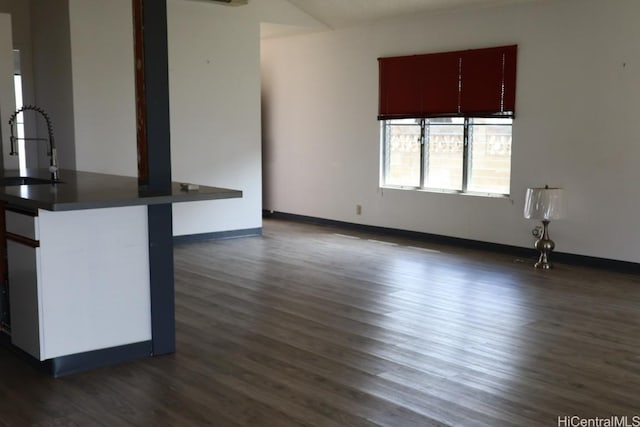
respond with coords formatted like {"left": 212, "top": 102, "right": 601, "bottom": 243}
{"left": 5, "top": 233, "right": 40, "bottom": 248}
{"left": 5, "top": 206, "right": 37, "bottom": 216}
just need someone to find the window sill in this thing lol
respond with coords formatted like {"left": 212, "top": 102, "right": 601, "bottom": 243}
{"left": 380, "top": 185, "right": 510, "bottom": 199}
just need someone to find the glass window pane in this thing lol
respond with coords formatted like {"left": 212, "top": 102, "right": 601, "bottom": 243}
{"left": 472, "top": 117, "right": 513, "bottom": 125}
{"left": 384, "top": 121, "right": 421, "bottom": 187}
{"left": 429, "top": 117, "right": 464, "bottom": 125}
{"left": 14, "top": 71, "right": 27, "bottom": 173}
{"left": 424, "top": 122, "right": 464, "bottom": 191}
{"left": 388, "top": 118, "right": 420, "bottom": 126}
{"left": 467, "top": 119, "right": 512, "bottom": 194}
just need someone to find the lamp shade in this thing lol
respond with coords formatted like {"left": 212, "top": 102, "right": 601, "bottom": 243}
{"left": 524, "top": 187, "right": 565, "bottom": 220}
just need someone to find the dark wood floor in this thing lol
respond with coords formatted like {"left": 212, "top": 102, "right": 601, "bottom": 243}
{"left": 1, "top": 218, "right": 639, "bottom": 426}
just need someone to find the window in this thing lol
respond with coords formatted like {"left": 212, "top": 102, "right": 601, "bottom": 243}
{"left": 378, "top": 45, "right": 517, "bottom": 196}
{"left": 382, "top": 116, "right": 512, "bottom": 195}
{"left": 13, "top": 49, "right": 26, "bottom": 173}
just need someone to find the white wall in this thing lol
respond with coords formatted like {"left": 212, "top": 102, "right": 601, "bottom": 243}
{"left": 168, "top": 0, "right": 263, "bottom": 236}
{"left": 169, "top": 0, "right": 323, "bottom": 236}
{"left": 32, "top": 0, "right": 76, "bottom": 170}
{"left": 0, "top": 0, "right": 36, "bottom": 170}
{"left": 2, "top": 0, "right": 323, "bottom": 237}
{"left": 261, "top": 0, "right": 640, "bottom": 263}
{"left": 68, "top": 0, "right": 134, "bottom": 175}
{"left": 63, "top": 0, "right": 315, "bottom": 236}
{"left": 2, "top": 0, "right": 33, "bottom": 113}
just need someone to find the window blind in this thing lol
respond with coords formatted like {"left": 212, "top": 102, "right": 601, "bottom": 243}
{"left": 378, "top": 45, "right": 517, "bottom": 119}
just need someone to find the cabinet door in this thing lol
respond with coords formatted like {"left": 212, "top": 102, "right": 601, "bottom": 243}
{"left": 6, "top": 210, "right": 42, "bottom": 360}
{"left": 7, "top": 240, "right": 42, "bottom": 359}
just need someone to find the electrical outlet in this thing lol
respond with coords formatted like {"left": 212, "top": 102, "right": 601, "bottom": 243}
{"left": 356, "top": 204, "right": 362, "bottom": 215}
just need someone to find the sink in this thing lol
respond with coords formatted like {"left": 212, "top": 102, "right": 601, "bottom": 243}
{"left": 0, "top": 176, "right": 61, "bottom": 186}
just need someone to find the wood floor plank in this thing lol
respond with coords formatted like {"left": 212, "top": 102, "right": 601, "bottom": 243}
{"left": 179, "top": 316, "right": 487, "bottom": 426}
{"left": 1, "top": 217, "right": 640, "bottom": 426}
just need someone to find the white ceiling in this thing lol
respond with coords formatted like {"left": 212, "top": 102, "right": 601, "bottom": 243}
{"left": 282, "top": 0, "right": 535, "bottom": 29}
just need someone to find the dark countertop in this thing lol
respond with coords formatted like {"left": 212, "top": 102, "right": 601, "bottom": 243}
{"left": 0, "top": 169, "right": 242, "bottom": 212}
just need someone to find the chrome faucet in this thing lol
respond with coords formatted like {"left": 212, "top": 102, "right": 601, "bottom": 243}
{"left": 8, "top": 105, "right": 59, "bottom": 181}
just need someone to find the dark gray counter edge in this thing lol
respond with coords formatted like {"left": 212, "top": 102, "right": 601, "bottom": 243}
{"left": 0, "top": 190, "right": 242, "bottom": 212}
{"left": 0, "top": 169, "right": 242, "bottom": 212}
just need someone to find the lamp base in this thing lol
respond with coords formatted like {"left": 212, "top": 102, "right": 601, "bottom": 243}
{"left": 534, "top": 220, "right": 555, "bottom": 269}
{"left": 534, "top": 258, "right": 552, "bottom": 270}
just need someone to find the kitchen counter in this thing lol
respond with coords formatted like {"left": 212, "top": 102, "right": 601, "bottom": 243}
{"left": 0, "top": 168, "right": 242, "bottom": 375}
{"left": 0, "top": 169, "right": 242, "bottom": 211}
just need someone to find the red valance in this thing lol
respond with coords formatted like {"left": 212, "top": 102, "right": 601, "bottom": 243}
{"left": 378, "top": 45, "right": 517, "bottom": 119}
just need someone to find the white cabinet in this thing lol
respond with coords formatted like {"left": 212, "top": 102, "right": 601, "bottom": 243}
{"left": 6, "top": 206, "right": 152, "bottom": 361}
{"left": 6, "top": 210, "right": 43, "bottom": 359}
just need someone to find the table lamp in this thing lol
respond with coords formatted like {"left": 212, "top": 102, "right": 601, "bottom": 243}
{"left": 524, "top": 186, "right": 565, "bottom": 269}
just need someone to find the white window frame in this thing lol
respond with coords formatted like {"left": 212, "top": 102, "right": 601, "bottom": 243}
{"left": 380, "top": 116, "right": 513, "bottom": 197}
